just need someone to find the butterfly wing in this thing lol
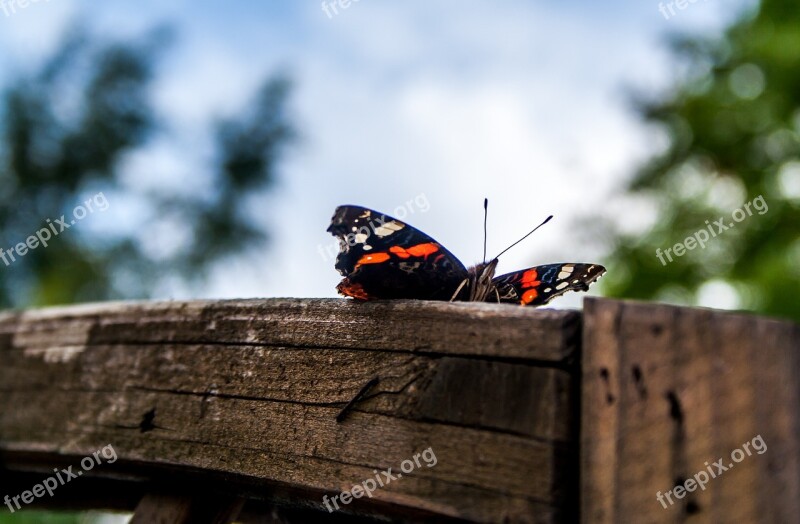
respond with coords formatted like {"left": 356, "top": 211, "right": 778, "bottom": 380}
{"left": 327, "top": 205, "right": 468, "bottom": 300}
{"left": 491, "top": 263, "right": 606, "bottom": 306}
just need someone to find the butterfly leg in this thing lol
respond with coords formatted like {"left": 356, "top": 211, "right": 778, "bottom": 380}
{"left": 450, "top": 278, "right": 468, "bottom": 302}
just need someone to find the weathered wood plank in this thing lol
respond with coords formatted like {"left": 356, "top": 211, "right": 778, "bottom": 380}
{"left": 581, "top": 297, "right": 800, "bottom": 524}
{"left": 0, "top": 343, "right": 573, "bottom": 442}
{"left": 0, "top": 298, "right": 580, "bottom": 523}
{"left": 0, "top": 389, "right": 563, "bottom": 498}
{"left": 0, "top": 298, "right": 580, "bottom": 361}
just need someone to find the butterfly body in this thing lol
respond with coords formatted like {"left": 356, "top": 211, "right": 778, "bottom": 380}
{"left": 327, "top": 205, "right": 605, "bottom": 306}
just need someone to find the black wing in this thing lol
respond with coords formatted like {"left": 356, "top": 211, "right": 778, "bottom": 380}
{"left": 327, "top": 205, "right": 468, "bottom": 300}
{"left": 491, "top": 263, "right": 606, "bottom": 306}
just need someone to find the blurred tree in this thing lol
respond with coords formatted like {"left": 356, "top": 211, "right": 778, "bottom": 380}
{"left": 0, "top": 27, "right": 294, "bottom": 308}
{"left": 602, "top": 0, "right": 800, "bottom": 322}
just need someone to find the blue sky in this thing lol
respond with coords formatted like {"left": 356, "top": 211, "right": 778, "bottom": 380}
{"left": 0, "top": 0, "right": 754, "bottom": 308}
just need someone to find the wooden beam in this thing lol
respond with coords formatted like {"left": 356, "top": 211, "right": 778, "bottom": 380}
{"left": 0, "top": 298, "right": 580, "bottom": 522}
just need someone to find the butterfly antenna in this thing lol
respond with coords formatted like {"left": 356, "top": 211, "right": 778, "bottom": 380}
{"left": 493, "top": 215, "right": 553, "bottom": 260}
{"left": 482, "top": 198, "right": 488, "bottom": 264}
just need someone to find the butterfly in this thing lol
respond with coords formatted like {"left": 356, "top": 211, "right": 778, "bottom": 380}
{"left": 326, "top": 204, "right": 605, "bottom": 306}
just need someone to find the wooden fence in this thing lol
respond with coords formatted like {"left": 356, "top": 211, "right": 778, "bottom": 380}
{"left": 0, "top": 297, "right": 797, "bottom": 523}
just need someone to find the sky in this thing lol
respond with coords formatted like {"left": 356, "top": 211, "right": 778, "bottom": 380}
{"left": 0, "top": 0, "right": 755, "bottom": 309}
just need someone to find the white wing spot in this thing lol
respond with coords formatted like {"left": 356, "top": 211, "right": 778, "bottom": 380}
{"left": 354, "top": 233, "right": 369, "bottom": 243}
{"left": 374, "top": 221, "right": 405, "bottom": 236}
{"left": 558, "top": 265, "right": 574, "bottom": 280}
{"left": 363, "top": 245, "right": 372, "bottom": 250}
{"left": 556, "top": 281, "right": 569, "bottom": 290}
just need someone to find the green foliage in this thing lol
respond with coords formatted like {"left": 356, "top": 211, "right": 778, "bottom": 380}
{"left": 603, "top": 0, "right": 800, "bottom": 321}
{"left": 0, "top": 511, "right": 90, "bottom": 524}
{"left": 0, "top": 510, "right": 125, "bottom": 523}
{"left": 0, "top": 511, "right": 82, "bottom": 524}
{"left": 0, "top": 27, "right": 294, "bottom": 308}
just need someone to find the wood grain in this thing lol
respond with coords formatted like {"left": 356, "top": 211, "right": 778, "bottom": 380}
{"left": 581, "top": 297, "right": 800, "bottom": 524}
{"left": 0, "top": 298, "right": 581, "bottom": 523}
{"left": 0, "top": 298, "right": 580, "bottom": 360}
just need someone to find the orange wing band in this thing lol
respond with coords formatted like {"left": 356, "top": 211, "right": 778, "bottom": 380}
{"left": 519, "top": 269, "right": 541, "bottom": 305}
{"left": 356, "top": 243, "right": 440, "bottom": 267}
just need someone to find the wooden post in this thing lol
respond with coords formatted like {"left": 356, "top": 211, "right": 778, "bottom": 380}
{"left": 581, "top": 297, "right": 800, "bottom": 523}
